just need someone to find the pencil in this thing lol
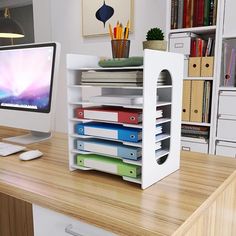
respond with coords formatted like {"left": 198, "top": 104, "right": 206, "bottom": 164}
{"left": 109, "top": 23, "right": 114, "bottom": 40}
{"left": 124, "top": 20, "right": 130, "bottom": 39}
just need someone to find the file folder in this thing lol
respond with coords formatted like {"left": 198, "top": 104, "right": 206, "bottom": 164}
{"left": 76, "top": 107, "right": 163, "bottom": 124}
{"left": 190, "top": 80, "right": 204, "bottom": 122}
{"left": 77, "top": 139, "right": 142, "bottom": 160}
{"left": 75, "top": 122, "right": 142, "bottom": 142}
{"left": 182, "top": 80, "right": 191, "bottom": 121}
{"left": 77, "top": 154, "right": 141, "bottom": 178}
{"left": 75, "top": 107, "right": 143, "bottom": 124}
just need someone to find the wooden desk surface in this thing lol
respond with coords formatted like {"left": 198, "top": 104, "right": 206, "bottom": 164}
{"left": 0, "top": 127, "right": 236, "bottom": 235}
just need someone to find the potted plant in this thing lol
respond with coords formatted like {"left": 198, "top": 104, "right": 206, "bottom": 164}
{"left": 143, "top": 27, "right": 167, "bottom": 51}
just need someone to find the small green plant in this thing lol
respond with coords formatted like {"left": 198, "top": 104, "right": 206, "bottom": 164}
{"left": 146, "top": 27, "right": 164, "bottom": 41}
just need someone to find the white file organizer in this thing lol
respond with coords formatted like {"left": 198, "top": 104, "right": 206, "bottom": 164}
{"left": 66, "top": 50, "right": 184, "bottom": 189}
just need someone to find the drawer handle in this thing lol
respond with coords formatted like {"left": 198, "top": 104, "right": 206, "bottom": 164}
{"left": 182, "top": 146, "right": 190, "bottom": 151}
{"left": 65, "top": 224, "right": 84, "bottom": 236}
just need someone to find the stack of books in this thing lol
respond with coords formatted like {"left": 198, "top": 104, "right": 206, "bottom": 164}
{"left": 171, "top": 0, "right": 218, "bottom": 29}
{"left": 181, "top": 124, "right": 209, "bottom": 139}
{"left": 190, "top": 37, "right": 214, "bottom": 57}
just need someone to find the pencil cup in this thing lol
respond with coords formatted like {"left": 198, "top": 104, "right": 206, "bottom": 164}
{"left": 111, "top": 39, "right": 130, "bottom": 58}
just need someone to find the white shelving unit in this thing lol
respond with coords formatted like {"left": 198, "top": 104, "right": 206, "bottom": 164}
{"left": 166, "top": 0, "right": 223, "bottom": 154}
{"left": 66, "top": 50, "right": 183, "bottom": 189}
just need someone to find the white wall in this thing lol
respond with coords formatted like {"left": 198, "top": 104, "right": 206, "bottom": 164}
{"left": 33, "top": 0, "right": 166, "bottom": 132}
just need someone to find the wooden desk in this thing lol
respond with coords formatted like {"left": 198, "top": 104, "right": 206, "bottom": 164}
{"left": 0, "top": 127, "right": 236, "bottom": 235}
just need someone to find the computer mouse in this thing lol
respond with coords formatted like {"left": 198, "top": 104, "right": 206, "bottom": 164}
{"left": 19, "top": 150, "right": 43, "bottom": 161}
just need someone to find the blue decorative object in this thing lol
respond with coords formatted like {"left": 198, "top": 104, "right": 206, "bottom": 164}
{"left": 95, "top": 0, "right": 114, "bottom": 27}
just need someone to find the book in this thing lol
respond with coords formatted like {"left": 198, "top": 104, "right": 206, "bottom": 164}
{"left": 89, "top": 94, "right": 144, "bottom": 105}
{"left": 197, "top": 0, "right": 204, "bottom": 26}
{"left": 77, "top": 139, "right": 143, "bottom": 160}
{"left": 77, "top": 154, "right": 141, "bottom": 178}
{"left": 178, "top": 0, "right": 184, "bottom": 28}
{"left": 75, "top": 106, "right": 163, "bottom": 124}
{"left": 203, "top": 0, "right": 210, "bottom": 26}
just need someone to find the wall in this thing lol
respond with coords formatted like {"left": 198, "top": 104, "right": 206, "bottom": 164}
{"left": 0, "top": 5, "right": 34, "bottom": 46}
{"left": 33, "top": 0, "right": 166, "bottom": 132}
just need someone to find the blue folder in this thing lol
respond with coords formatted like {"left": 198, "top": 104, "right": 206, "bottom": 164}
{"left": 75, "top": 122, "right": 142, "bottom": 142}
{"left": 77, "top": 139, "right": 142, "bottom": 160}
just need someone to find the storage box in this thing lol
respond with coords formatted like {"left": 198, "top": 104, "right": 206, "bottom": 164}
{"left": 169, "top": 32, "right": 197, "bottom": 56}
{"left": 188, "top": 57, "right": 201, "bottom": 77}
{"left": 217, "top": 118, "right": 236, "bottom": 141}
{"left": 219, "top": 91, "right": 236, "bottom": 116}
{"left": 216, "top": 141, "right": 236, "bottom": 158}
{"left": 201, "top": 57, "right": 214, "bottom": 77}
{"left": 181, "top": 137, "right": 208, "bottom": 153}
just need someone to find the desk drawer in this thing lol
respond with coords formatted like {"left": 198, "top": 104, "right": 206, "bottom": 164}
{"left": 216, "top": 141, "right": 236, "bottom": 158}
{"left": 219, "top": 91, "right": 236, "bottom": 116}
{"left": 217, "top": 118, "right": 236, "bottom": 141}
{"left": 181, "top": 139, "right": 208, "bottom": 153}
{"left": 33, "top": 205, "right": 115, "bottom": 236}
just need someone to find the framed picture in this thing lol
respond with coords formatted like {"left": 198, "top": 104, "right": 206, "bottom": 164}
{"left": 82, "top": 0, "right": 133, "bottom": 37}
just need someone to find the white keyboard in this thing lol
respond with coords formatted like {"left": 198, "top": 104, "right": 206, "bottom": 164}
{"left": 0, "top": 142, "right": 26, "bottom": 156}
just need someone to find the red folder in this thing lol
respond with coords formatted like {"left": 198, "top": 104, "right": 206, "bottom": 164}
{"left": 75, "top": 107, "right": 143, "bottom": 124}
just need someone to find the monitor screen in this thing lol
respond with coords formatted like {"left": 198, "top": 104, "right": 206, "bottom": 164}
{"left": 0, "top": 43, "right": 56, "bottom": 113}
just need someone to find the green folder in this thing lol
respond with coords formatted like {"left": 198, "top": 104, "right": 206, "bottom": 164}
{"left": 77, "top": 154, "right": 141, "bottom": 178}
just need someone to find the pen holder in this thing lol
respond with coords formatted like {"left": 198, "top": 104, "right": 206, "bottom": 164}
{"left": 111, "top": 40, "right": 130, "bottom": 58}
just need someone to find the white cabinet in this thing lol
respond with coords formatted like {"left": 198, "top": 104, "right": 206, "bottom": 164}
{"left": 223, "top": 0, "right": 236, "bottom": 37}
{"left": 33, "top": 205, "right": 115, "bottom": 236}
{"left": 216, "top": 141, "right": 236, "bottom": 158}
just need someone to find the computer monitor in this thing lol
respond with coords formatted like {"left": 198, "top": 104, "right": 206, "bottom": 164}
{"left": 0, "top": 42, "right": 60, "bottom": 144}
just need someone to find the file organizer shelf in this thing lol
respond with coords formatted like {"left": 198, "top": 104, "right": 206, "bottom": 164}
{"left": 66, "top": 50, "right": 183, "bottom": 189}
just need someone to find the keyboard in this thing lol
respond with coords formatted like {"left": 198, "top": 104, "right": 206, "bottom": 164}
{"left": 0, "top": 142, "right": 26, "bottom": 156}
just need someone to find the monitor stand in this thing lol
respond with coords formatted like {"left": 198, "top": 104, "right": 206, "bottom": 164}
{"left": 3, "top": 131, "right": 52, "bottom": 145}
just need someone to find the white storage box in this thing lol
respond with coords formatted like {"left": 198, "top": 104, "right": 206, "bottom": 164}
{"left": 217, "top": 117, "right": 236, "bottom": 141}
{"left": 219, "top": 91, "right": 236, "bottom": 116}
{"left": 169, "top": 32, "right": 197, "bottom": 56}
{"left": 181, "top": 137, "right": 208, "bottom": 153}
{"left": 216, "top": 141, "right": 236, "bottom": 158}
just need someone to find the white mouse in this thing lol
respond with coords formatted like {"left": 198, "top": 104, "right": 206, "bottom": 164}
{"left": 19, "top": 150, "right": 43, "bottom": 161}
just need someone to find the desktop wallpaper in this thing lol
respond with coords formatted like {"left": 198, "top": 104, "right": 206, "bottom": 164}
{"left": 0, "top": 46, "right": 54, "bottom": 112}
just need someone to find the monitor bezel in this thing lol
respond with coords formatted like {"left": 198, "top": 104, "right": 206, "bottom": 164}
{"left": 0, "top": 42, "right": 57, "bottom": 114}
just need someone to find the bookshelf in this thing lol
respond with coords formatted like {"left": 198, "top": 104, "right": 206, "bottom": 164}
{"left": 66, "top": 50, "right": 183, "bottom": 189}
{"left": 166, "top": 0, "right": 222, "bottom": 154}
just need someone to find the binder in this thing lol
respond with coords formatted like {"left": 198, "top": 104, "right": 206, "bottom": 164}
{"left": 77, "top": 154, "right": 141, "bottom": 178}
{"left": 188, "top": 57, "right": 201, "bottom": 77}
{"left": 182, "top": 80, "right": 191, "bottom": 121}
{"left": 75, "top": 122, "right": 142, "bottom": 142}
{"left": 201, "top": 57, "right": 214, "bottom": 77}
{"left": 77, "top": 139, "right": 142, "bottom": 160}
{"left": 75, "top": 107, "right": 163, "bottom": 124}
{"left": 190, "top": 80, "right": 204, "bottom": 122}
{"left": 76, "top": 107, "right": 142, "bottom": 124}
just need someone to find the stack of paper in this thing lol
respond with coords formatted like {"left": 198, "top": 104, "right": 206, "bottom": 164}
{"left": 89, "top": 94, "right": 144, "bottom": 105}
{"left": 81, "top": 70, "right": 143, "bottom": 86}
